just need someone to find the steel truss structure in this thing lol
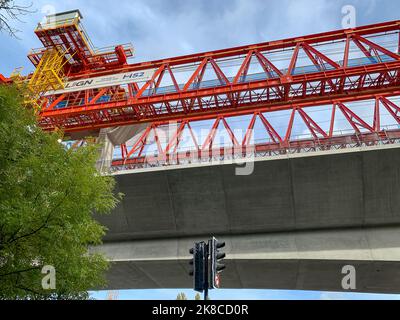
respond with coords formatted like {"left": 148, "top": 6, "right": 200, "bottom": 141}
{"left": 28, "top": 10, "right": 134, "bottom": 74}
{"left": 37, "top": 20, "right": 400, "bottom": 133}
{"left": 2, "top": 13, "right": 400, "bottom": 170}
{"left": 113, "top": 95, "right": 400, "bottom": 169}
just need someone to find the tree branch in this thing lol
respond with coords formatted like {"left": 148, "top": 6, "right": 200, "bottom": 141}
{"left": 3, "top": 191, "right": 45, "bottom": 244}
{"left": 7, "top": 191, "right": 70, "bottom": 245}
{"left": 0, "top": 0, "right": 35, "bottom": 38}
{"left": 15, "top": 285, "right": 42, "bottom": 297}
{"left": 0, "top": 266, "right": 40, "bottom": 278}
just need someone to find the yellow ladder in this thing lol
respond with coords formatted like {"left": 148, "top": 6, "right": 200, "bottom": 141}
{"left": 10, "top": 67, "right": 41, "bottom": 113}
{"left": 28, "top": 47, "right": 67, "bottom": 94}
{"left": 11, "top": 46, "right": 71, "bottom": 113}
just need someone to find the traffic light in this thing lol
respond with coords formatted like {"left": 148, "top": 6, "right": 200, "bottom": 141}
{"left": 189, "top": 242, "right": 206, "bottom": 293}
{"left": 209, "top": 237, "right": 226, "bottom": 289}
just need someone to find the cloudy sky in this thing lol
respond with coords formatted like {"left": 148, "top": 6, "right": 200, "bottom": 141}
{"left": 0, "top": 0, "right": 398, "bottom": 77}
{"left": 2, "top": 0, "right": 400, "bottom": 300}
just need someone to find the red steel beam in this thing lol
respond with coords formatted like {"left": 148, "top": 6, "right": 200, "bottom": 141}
{"left": 28, "top": 19, "right": 400, "bottom": 132}
{"left": 114, "top": 129, "right": 400, "bottom": 169}
{"left": 40, "top": 83, "right": 400, "bottom": 133}
{"left": 0, "top": 74, "right": 11, "bottom": 84}
{"left": 115, "top": 96, "right": 400, "bottom": 168}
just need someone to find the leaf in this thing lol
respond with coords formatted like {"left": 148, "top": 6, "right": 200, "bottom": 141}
{"left": 0, "top": 85, "right": 121, "bottom": 300}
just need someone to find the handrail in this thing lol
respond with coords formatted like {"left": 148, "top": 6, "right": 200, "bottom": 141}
{"left": 36, "top": 17, "right": 78, "bottom": 31}
{"left": 110, "top": 129, "right": 400, "bottom": 172}
{"left": 94, "top": 43, "right": 135, "bottom": 56}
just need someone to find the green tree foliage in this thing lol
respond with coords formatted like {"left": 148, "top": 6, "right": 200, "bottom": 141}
{"left": 195, "top": 293, "right": 201, "bottom": 300}
{"left": 0, "top": 85, "right": 121, "bottom": 299}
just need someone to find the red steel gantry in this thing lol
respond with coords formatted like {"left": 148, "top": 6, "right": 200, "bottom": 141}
{"left": 2, "top": 11, "right": 400, "bottom": 168}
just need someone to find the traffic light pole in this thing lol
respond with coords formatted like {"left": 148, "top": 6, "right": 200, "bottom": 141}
{"left": 204, "top": 242, "right": 209, "bottom": 301}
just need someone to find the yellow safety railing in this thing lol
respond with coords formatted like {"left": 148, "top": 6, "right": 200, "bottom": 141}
{"left": 28, "top": 47, "right": 68, "bottom": 94}
{"left": 11, "top": 46, "right": 74, "bottom": 113}
{"left": 10, "top": 68, "right": 41, "bottom": 113}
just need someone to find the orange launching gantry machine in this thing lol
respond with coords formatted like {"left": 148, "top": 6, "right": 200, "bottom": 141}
{"left": 2, "top": 10, "right": 400, "bottom": 169}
